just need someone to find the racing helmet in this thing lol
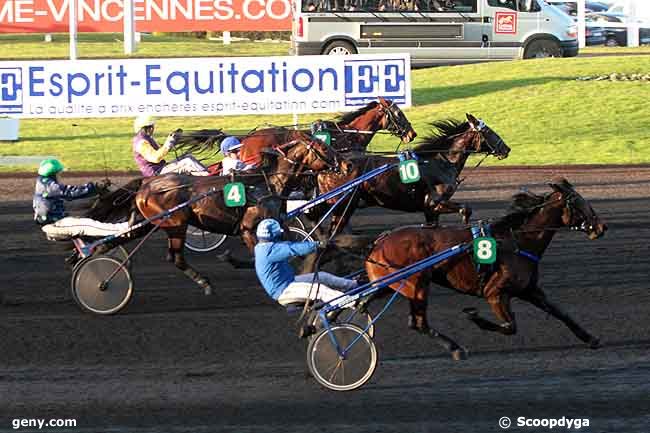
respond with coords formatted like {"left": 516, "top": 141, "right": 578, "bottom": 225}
{"left": 133, "top": 114, "right": 156, "bottom": 133}
{"left": 256, "top": 218, "right": 284, "bottom": 241}
{"left": 221, "top": 136, "right": 242, "bottom": 154}
{"left": 38, "top": 158, "right": 64, "bottom": 177}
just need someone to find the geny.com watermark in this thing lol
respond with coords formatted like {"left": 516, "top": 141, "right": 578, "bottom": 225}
{"left": 499, "top": 416, "right": 590, "bottom": 430}
{"left": 12, "top": 418, "right": 77, "bottom": 430}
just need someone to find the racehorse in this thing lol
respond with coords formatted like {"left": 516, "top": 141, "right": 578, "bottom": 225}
{"left": 316, "top": 114, "right": 511, "bottom": 236}
{"left": 172, "top": 97, "right": 417, "bottom": 166}
{"left": 85, "top": 135, "right": 349, "bottom": 295}
{"left": 364, "top": 177, "right": 607, "bottom": 360}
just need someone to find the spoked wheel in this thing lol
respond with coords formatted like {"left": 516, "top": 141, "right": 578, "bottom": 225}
{"left": 333, "top": 308, "right": 375, "bottom": 338}
{"left": 98, "top": 245, "right": 131, "bottom": 269}
{"left": 307, "top": 324, "right": 378, "bottom": 391}
{"left": 287, "top": 225, "right": 315, "bottom": 242}
{"left": 71, "top": 256, "right": 133, "bottom": 315}
{"left": 184, "top": 225, "right": 227, "bottom": 253}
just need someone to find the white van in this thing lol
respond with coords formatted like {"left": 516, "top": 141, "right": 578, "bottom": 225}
{"left": 292, "top": 0, "right": 579, "bottom": 65}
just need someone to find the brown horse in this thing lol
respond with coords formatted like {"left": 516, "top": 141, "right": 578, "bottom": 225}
{"left": 86, "top": 135, "right": 348, "bottom": 295}
{"left": 364, "top": 178, "right": 607, "bottom": 359}
{"left": 315, "top": 114, "right": 511, "bottom": 236}
{"left": 172, "top": 98, "right": 417, "bottom": 167}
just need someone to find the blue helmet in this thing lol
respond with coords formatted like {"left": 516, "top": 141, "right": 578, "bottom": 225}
{"left": 221, "top": 136, "right": 242, "bottom": 154}
{"left": 256, "top": 218, "right": 284, "bottom": 241}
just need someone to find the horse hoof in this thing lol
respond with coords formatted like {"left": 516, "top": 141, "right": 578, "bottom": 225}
{"left": 588, "top": 337, "right": 601, "bottom": 349}
{"left": 451, "top": 348, "right": 468, "bottom": 361}
{"left": 462, "top": 307, "right": 478, "bottom": 318}
{"left": 407, "top": 316, "right": 417, "bottom": 330}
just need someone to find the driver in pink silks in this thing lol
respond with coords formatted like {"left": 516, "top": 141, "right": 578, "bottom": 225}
{"left": 132, "top": 115, "right": 209, "bottom": 177}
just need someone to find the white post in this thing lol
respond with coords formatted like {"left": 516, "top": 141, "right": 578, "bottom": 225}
{"left": 577, "top": 0, "right": 586, "bottom": 49}
{"left": 123, "top": 0, "right": 136, "bottom": 55}
{"left": 69, "top": 0, "right": 77, "bottom": 60}
{"left": 223, "top": 31, "right": 231, "bottom": 45}
{"left": 627, "top": 1, "right": 640, "bottom": 47}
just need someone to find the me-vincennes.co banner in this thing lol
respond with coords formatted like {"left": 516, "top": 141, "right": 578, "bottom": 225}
{"left": 0, "top": 54, "right": 411, "bottom": 119}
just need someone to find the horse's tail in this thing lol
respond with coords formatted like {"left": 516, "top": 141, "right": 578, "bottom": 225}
{"left": 174, "top": 129, "right": 226, "bottom": 157}
{"left": 84, "top": 178, "right": 144, "bottom": 222}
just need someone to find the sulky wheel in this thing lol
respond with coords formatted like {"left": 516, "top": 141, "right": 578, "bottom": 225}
{"left": 71, "top": 256, "right": 133, "bottom": 315}
{"left": 307, "top": 324, "right": 378, "bottom": 391}
{"left": 184, "top": 225, "right": 227, "bottom": 253}
{"left": 286, "top": 225, "right": 315, "bottom": 242}
{"left": 333, "top": 308, "right": 375, "bottom": 338}
{"left": 100, "top": 245, "right": 131, "bottom": 270}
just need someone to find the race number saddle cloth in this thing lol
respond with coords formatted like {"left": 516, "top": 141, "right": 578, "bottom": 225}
{"left": 42, "top": 217, "right": 130, "bottom": 241}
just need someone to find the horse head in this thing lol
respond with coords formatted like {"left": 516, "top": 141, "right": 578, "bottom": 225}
{"left": 465, "top": 113, "right": 510, "bottom": 160}
{"left": 549, "top": 177, "right": 607, "bottom": 240}
{"left": 378, "top": 97, "right": 417, "bottom": 143}
{"left": 278, "top": 133, "right": 352, "bottom": 175}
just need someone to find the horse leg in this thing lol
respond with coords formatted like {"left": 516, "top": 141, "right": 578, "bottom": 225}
{"left": 166, "top": 230, "right": 214, "bottom": 296}
{"left": 410, "top": 297, "right": 466, "bottom": 360}
{"left": 523, "top": 289, "right": 601, "bottom": 349}
{"left": 433, "top": 200, "right": 472, "bottom": 225}
{"left": 463, "top": 293, "right": 517, "bottom": 336}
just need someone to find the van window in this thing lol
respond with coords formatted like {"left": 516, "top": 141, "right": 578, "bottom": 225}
{"left": 518, "top": 0, "right": 540, "bottom": 12}
{"left": 305, "top": 0, "right": 476, "bottom": 12}
{"left": 488, "top": 0, "right": 516, "bottom": 11}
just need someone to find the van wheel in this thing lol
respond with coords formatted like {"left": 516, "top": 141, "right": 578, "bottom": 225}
{"left": 324, "top": 41, "right": 357, "bottom": 55}
{"left": 524, "top": 40, "right": 561, "bottom": 59}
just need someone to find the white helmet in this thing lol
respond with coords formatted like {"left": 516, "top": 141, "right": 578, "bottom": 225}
{"left": 133, "top": 115, "right": 156, "bottom": 133}
{"left": 256, "top": 219, "right": 284, "bottom": 241}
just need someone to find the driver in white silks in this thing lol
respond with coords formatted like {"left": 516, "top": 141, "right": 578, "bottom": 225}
{"left": 253, "top": 219, "right": 358, "bottom": 306}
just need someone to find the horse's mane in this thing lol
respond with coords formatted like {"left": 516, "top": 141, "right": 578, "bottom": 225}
{"left": 336, "top": 101, "right": 379, "bottom": 125}
{"left": 413, "top": 119, "right": 468, "bottom": 154}
{"left": 84, "top": 178, "right": 144, "bottom": 223}
{"left": 491, "top": 191, "right": 549, "bottom": 233}
{"left": 174, "top": 129, "right": 227, "bottom": 159}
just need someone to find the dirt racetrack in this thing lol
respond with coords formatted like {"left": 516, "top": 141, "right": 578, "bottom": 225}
{"left": 1, "top": 166, "right": 649, "bottom": 433}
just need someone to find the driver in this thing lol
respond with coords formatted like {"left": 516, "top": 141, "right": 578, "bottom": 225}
{"left": 254, "top": 218, "right": 358, "bottom": 305}
{"left": 132, "top": 115, "right": 208, "bottom": 177}
{"left": 220, "top": 136, "right": 255, "bottom": 175}
{"left": 33, "top": 159, "right": 130, "bottom": 239}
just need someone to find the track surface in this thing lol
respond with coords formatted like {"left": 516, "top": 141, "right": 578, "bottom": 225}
{"left": 1, "top": 167, "right": 649, "bottom": 433}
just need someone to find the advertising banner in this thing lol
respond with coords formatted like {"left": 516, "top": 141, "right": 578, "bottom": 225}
{"left": 0, "top": 54, "right": 411, "bottom": 118}
{"left": 0, "top": 0, "right": 292, "bottom": 33}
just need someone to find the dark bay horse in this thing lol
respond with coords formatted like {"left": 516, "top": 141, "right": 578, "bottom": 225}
{"left": 173, "top": 98, "right": 417, "bottom": 167}
{"left": 86, "top": 136, "right": 348, "bottom": 295}
{"left": 364, "top": 177, "right": 607, "bottom": 359}
{"left": 316, "top": 114, "right": 511, "bottom": 236}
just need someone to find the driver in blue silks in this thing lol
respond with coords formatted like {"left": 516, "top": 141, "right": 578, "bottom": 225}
{"left": 253, "top": 218, "right": 358, "bottom": 305}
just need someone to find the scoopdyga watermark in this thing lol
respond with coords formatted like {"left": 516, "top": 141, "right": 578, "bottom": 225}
{"left": 499, "top": 416, "right": 590, "bottom": 429}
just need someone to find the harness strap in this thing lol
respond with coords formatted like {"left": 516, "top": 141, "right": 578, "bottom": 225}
{"left": 517, "top": 250, "right": 541, "bottom": 263}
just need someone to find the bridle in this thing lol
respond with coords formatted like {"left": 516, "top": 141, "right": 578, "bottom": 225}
{"left": 469, "top": 119, "right": 507, "bottom": 159}
{"left": 561, "top": 191, "right": 599, "bottom": 233}
{"left": 381, "top": 101, "right": 413, "bottom": 139}
{"left": 519, "top": 190, "right": 598, "bottom": 234}
{"left": 274, "top": 139, "right": 339, "bottom": 172}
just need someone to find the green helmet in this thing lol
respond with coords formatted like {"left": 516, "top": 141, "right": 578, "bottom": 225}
{"left": 38, "top": 158, "right": 64, "bottom": 177}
